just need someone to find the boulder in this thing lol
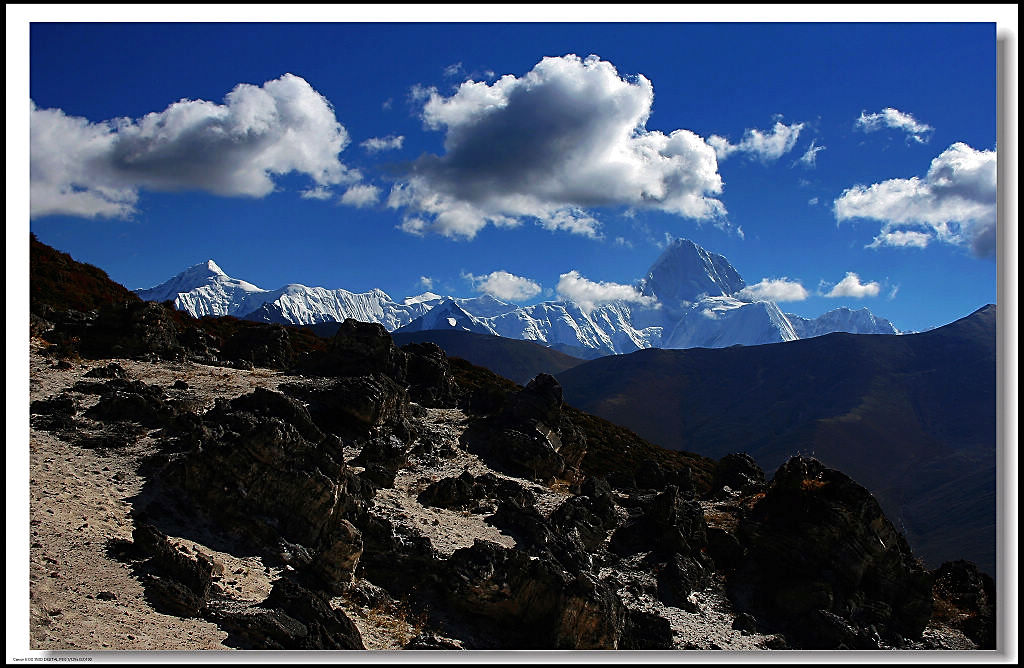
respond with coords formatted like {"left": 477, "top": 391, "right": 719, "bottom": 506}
{"left": 444, "top": 539, "right": 622, "bottom": 649}
{"left": 931, "top": 560, "right": 996, "bottom": 649}
{"left": 221, "top": 324, "right": 294, "bottom": 369}
{"left": 712, "top": 453, "right": 766, "bottom": 495}
{"left": 83, "top": 379, "right": 178, "bottom": 428}
{"left": 401, "top": 341, "right": 458, "bottom": 408}
{"left": 131, "top": 524, "right": 213, "bottom": 618}
{"left": 165, "top": 389, "right": 361, "bottom": 582}
{"left": 727, "top": 456, "right": 934, "bottom": 648}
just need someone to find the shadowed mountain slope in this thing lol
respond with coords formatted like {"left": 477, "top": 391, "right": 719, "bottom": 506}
{"left": 557, "top": 306, "right": 997, "bottom": 575}
{"left": 392, "top": 329, "right": 587, "bottom": 385}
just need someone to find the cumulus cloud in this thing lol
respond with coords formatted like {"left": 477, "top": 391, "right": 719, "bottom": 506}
{"left": 737, "top": 278, "right": 809, "bottom": 302}
{"left": 301, "top": 186, "right": 335, "bottom": 201}
{"left": 419, "top": 276, "right": 435, "bottom": 290}
{"left": 389, "top": 54, "right": 726, "bottom": 239}
{"left": 463, "top": 270, "right": 542, "bottom": 302}
{"left": 339, "top": 184, "right": 380, "bottom": 208}
{"left": 834, "top": 142, "right": 996, "bottom": 257}
{"left": 708, "top": 120, "right": 805, "bottom": 162}
{"left": 822, "top": 272, "right": 881, "bottom": 298}
{"left": 556, "top": 270, "right": 657, "bottom": 310}
{"left": 796, "top": 140, "right": 826, "bottom": 168}
{"left": 361, "top": 134, "right": 404, "bottom": 153}
{"left": 30, "top": 74, "right": 359, "bottom": 219}
{"left": 866, "top": 230, "right": 931, "bottom": 249}
{"left": 855, "top": 107, "right": 933, "bottom": 143}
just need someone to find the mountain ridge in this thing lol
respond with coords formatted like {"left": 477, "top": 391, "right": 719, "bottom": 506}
{"left": 134, "top": 238, "right": 901, "bottom": 355}
{"left": 555, "top": 304, "right": 997, "bottom": 575}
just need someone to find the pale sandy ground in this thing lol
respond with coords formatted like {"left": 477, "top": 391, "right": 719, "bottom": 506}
{"left": 28, "top": 341, "right": 937, "bottom": 654}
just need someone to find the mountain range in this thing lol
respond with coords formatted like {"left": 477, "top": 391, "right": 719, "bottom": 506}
{"left": 135, "top": 239, "right": 899, "bottom": 357}
{"left": 555, "top": 304, "right": 997, "bottom": 576}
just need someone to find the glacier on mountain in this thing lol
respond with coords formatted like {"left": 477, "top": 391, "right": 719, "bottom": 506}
{"left": 135, "top": 239, "right": 900, "bottom": 357}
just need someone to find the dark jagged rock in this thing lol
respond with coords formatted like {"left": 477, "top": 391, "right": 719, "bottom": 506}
{"left": 487, "top": 498, "right": 592, "bottom": 573}
{"left": 727, "top": 456, "right": 934, "bottom": 649}
{"left": 208, "top": 576, "right": 365, "bottom": 650}
{"left": 358, "top": 514, "right": 440, "bottom": 598}
{"left": 76, "top": 422, "right": 146, "bottom": 449}
{"left": 284, "top": 375, "right": 411, "bottom": 440}
{"left": 298, "top": 319, "right": 407, "bottom": 382}
{"left": 417, "top": 472, "right": 476, "bottom": 510}
{"left": 549, "top": 477, "right": 619, "bottom": 552}
{"left": 931, "top": 560, "right": 996, "bottom": 649}
{"left": 221, "top": 324, "right": 294, "bottom": 369}
{"left": 634, "top": 458, "right": 695, "bottom": 495}
{"left": 164, "top": 389, "right": 363, "bottom": 591}
{"left": 401, "top": 341, "right": 459, "bottom": 408}
{"left": 226, "top": 387, "right": 324, "bottom": 442}
{"left": 30, "top": 393, "right": 79, "bottom": 431}
{"left": 417, "top": 471, "right": 535, "bottom": 514}
{"left": 443, "top": 539, "right": 621, "bottom": 649}
{"left": 352, "top": 432, "right": 411, "bottom": 475}
{"left": 712, "top": 453, "right": 766, "bottom": 496}
{"left": 504, "top": 373, "right": 563, "bottom": 425}
{"left": 83, "top": 362, "right": 127, "bottom": 379}
{"left": 619, "top": 608, "right": 675, "bottom": 649}
{"left": 404, "top": 631, "right": 464, "bottom": 650}
{"left": 653, "top": 552, "right": 710, "bottom": 611}
{"left": 460, "top": 375, "right": 572, "bottom": 483}
{"left": 609, "top": 485, "right": 709, "bottom": 560}
{"left": 83, "top": 379, "right": 178, "bottom": 429}
{"left": 261, "top": 576, "right": 365, "bottom": 649}
{"left": 706, "top": 526, "right": 746, "bottom": 572}
{"left": 131, "top": 524, "right": 213, "bottom": 618}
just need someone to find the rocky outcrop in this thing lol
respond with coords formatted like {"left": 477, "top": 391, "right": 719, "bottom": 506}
{"left": 443, "top": 539, "right": 623, "bottom": 649}
{"left": 130, "top": 524, "right": 214, "bottom": 618}
{"left": 727, "top": 456, "right": 934, "bottom": 649}
{"left": 164, "top": 388, "right": 365, "bottom": 589}
{"left": 712, "top": 453, "right": 766, "bottom": 496}
{"left": 401, "top": 341, "right": 459, "bottom": 408}
{"left": 931, "top": 560, "right": 996, "bottom": 649}
{"left": 460, "top": 374, "right": 577, "bottom": 483}
{"left": 221, "top": 324, "right": 294, "bottom": 369}
{"left": 83, "top": 379, "right": 179, "bottom": 429}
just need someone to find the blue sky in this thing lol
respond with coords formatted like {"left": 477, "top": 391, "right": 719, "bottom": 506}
{"left": 19, "top": 12, "right": 1007, "bottom": 333}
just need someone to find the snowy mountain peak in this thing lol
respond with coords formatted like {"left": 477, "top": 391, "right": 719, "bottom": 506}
{"left": 403, "top": 292, "right": 444, "bottom": 306}
{"left": 138, "top": 238, "right": 901, "bottom": 356}
{"left": 640, "top": 238, "right": 746, "bottom": 311}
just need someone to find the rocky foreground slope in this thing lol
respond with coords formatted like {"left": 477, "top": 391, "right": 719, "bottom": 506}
{"left": 26, "top": 236, "right": 994, "bottom": 652}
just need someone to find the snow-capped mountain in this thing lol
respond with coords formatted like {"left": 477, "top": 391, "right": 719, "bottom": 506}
{"left": 137, "top": 261, "right": 433, "bottom": 329}
{"left": 785, "top": 307, "right": 899, "bottom": 339}
{"left": 136, "top": 239, "right": 900, "bottom": 356}
{"left": 395, "top": 298, "right": 493, "bottom": 335}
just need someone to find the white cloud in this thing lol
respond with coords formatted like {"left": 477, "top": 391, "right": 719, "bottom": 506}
{"left": 301, "top": 186, "right": 335, "bottom": 200}
{"left": 463, "top": 270, "right": 541, "bottom": 302}
{"left": 855, "top": 107, "right": 933, "bottom": 143}
{"left": 556, "top": 270, "right": 657, "bottom": 310}
{"left": 737, "top": 278, "right": 809, "bottom": 302}
{"left": 419, "top": 276, "right": 435, "bottom": 290}
{"left": 339, "top": 184, "right": 381, "bottom": 208}
{"left": 822, "top": 272, "right": 881, "bottom": 298}
{"left": 796, "top": 140, "right": 826, "bottom": 168}
{"left": 30, "top": 74, "right": 360, "bottom": 220}
{"left": 708, "top": 120, "right": 805, "bottom": 162}
{"left": 808, "top": 197, "right": 819, "bottom": 206}
{"left": 443, "top": 62, "right": 465, "bottom": 78}
{"left": 389, "top": 54, "right": 726, "bottom": 239}
{"left": 834, "top": 142, "right": 996, "bottom": 257}
{"left": 866, "top": 230, "right": 932, "bottom": 249}
{"left": 361, "top": 135, "right": 405, "bottom": 153}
